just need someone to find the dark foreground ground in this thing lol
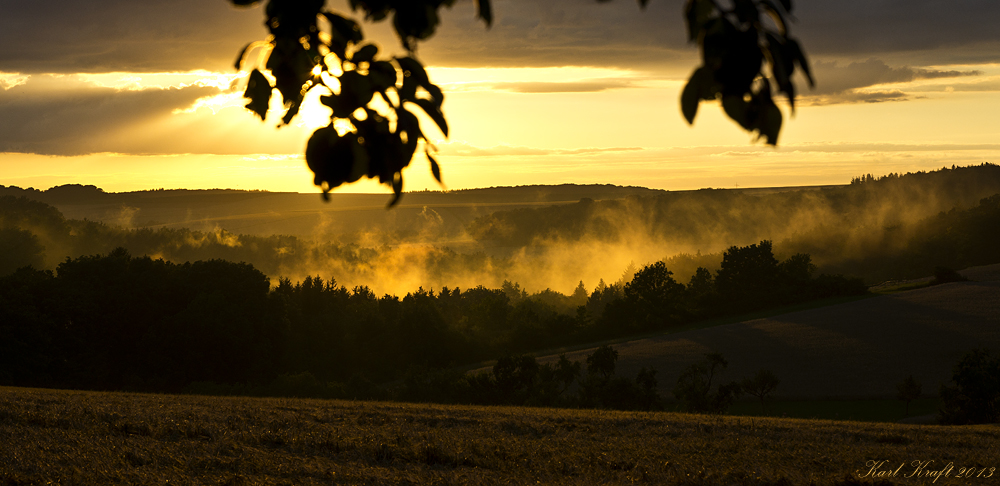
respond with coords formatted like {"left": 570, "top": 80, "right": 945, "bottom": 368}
{"left": 1, "top": 386, "right": 997, "bottom": 485}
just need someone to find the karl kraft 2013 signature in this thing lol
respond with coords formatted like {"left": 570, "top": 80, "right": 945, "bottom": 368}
{"left": 858, "top": 460, "right": 996, "bottom": 483}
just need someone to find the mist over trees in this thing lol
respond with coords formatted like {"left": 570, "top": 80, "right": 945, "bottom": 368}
{"left": 0, "top": 238, "right": 862, "bottom": 396}
{"left": 468, "top": 163, "right": 1000, "bottom": 284}
{"left": 4, "top": 164, "right": 1000, "bottom": 292}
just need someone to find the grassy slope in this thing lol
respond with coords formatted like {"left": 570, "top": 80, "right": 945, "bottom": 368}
{"left": 1, "top": 386, "right": 997, "bottom": 485}
{"left": 528, "top": 265, "right": 1000, "bottom": 404}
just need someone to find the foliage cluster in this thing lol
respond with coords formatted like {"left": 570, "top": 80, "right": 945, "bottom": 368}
{"left": 0, "top": 240, "right": 861, "bottom": 396}
{"left": 229, "top": 0, "right": 811, "bottom": 197}
{"left": 231, "top": 0, "right": 477, "bottom": 202}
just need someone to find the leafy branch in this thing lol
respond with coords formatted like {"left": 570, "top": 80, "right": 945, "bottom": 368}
{"left": 682, "top": 0, "right": 812, "bottom": 144}
{"left": 231, "top": 0, "right": 492, "bottom": 205}
{"left": 231, "top": 0, "right": 810, "bottom": 202}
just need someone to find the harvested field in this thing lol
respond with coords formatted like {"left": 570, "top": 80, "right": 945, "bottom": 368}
{"left": 1, "top": 386, "right": 997, "bottom": 485}
{"left": 538, "top": 265, "right": 1000, "bottom": 400}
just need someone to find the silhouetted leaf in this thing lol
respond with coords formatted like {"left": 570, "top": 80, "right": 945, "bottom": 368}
{"left": 306, "top": 125, "right": 359, "bottom": 191}
{"left": 398, "top": 73, "right": 417, "bottom": 102}
{"left": 766, "top": 34, "right": 792, "bottom": 86}
{"left": 699, "top": 18, "right": 730, "bottom": 68}
{"left": 234, "top": 42, "right": 252, "bottom": 70}
{"left": 788, "top": 39, "right": 814, "bottom": 87}
{"left": 477, "top": 0, "right": 493, "bottom": 26}
{"left": 230, "top": 0, "right": 260, "bottom": 6}
{"left": 323, "top": 71, "right": 374, "bottom": 118}
{"left": 428, "top": 152, "right": 442, "bottom": 184}
{"left": 759, "top": 0, "right": 788, "bottom": 35}
{"left": 387, "top": 172, "right": 403, "bottom": 207}
{"left": 638, "top": 0, "right": 649, "bottom": 8}
{"left": 759, "top": 100, "right": 782, "bottom": 145}
{"left": 708, "top": 21, "right": 762, "bottom": 96}
{"left": 681, "top": 67, "right": 711, "bottom": 124}
{"left": 733, "top": 0, "right": 758, "bottom": 25}
{"left": 352, "top": 43, "right": 379, "bottom": 64}
{"left": 784, "top": 81, "right": 796, "bottom": 111}
{"left": 369, "top": 61, "right": 398, "bottom": 93}
{"left": 396, "top": 107, "right": 424, "bottom": 150}
{"left": 423, "top": 82, "right": 445, "bottom": 108}
{"left": 764, "top": 32, "right": 799, "bottom": 110}
{"left": 391, "top": 3, "right": 441, "bottom": 51}
{"left": 266, "top": 38, "right": 314, "bottom": 124}
{"left": 323, "top": 12, "right": 363, "bottom": 60}
{"left": 324, "top": 12, "right": 363, "bottom": 43}
{"left": 722, "top": 95, "right": 751, "bottom": 130}
{"left": 411, "top": 98, "right": 449, "bottom": 136}
{"left": 243, "top": 69, "right": 271, "bottom": 121}
{"left": 395, "top": 57, "right": 430, "bottom": 102}
{"left": 282, "top": 100, "right": 301, "bottom": 125}
{"left": 779, "top": 0, "right": 793, "bottom": 13}
{"left": 395, "top": 57, "right": 429, "bottom": 87}
{"left": 684, "top": 0, "right": 715, "bottom": 42}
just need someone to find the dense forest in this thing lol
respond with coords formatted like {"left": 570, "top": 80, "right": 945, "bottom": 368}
{"left": 0, "top": 241, "right": 864, "bottom": 403}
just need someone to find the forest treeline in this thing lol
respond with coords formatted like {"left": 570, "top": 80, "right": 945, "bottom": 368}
{"left": 0, "top": 240, "right": 863, "bottom": 396}
{"left": 2, "top": 164, "right": 1000, "bottom": 292}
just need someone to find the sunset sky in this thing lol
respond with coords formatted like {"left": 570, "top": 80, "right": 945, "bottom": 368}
{"left": 1, "top": 0, "right": 998, "bottom": 195}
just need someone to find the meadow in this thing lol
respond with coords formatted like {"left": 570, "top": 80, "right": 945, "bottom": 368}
{"left": 2, "top": 386, "right": 998, "bottom": 485}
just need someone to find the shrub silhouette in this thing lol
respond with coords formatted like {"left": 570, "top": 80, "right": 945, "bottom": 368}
{"left": 741, "top": 369, "right": 780, "bottom": 414}
{"left": 930, "top": 266, "right": 968, "bottom": 285}
{"left": 896, "top": 375, "right": 922, "bottom": 418}
{"left": 939, "top": 349, "right": 1000, "bottom": 424}
{"left": 674, "top": 353, "right": 742, "bottom": 414}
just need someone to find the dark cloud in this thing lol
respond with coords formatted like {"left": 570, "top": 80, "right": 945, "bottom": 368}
{"left": 0, "top": 75, "right": 220, "bottom": 155}
{"left": 793, "top": 0, "right": 1000, "bottom": 62}
{"left": 424, "top": 0, "right": 1000, "bottom": 69}
{"left": 422, "top": 0, "right": 691, "bottom": 70}
{"left": 0, "top": 0, "right": 262, "bottom": 74}
{"left": 802, "top": 59, "right": 981, "bottom": 104}
{"left": 1, "top": 0, "right": 996, "bottom": 75}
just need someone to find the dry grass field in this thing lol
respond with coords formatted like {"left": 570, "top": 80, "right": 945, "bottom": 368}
{"left": 534, "top": 265, "right": 1000, "bottom": 401}
{"left": 1, "top": 386, "right": 998, "bottom": 485}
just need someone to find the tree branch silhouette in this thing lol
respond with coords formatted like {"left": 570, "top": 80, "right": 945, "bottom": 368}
{"left": 230, "top": 0, "right": 811, "bottom": 203}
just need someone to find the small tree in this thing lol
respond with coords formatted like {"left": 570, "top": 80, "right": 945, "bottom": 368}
{"left": 635, "top": 366, "right": 663, "bottom": 411}
{"left": 674, "top": 353, "right": 742, "bottom": 414}
{"left": 624, "top": 261, "right": 688, "bottom": 329}
{"left": 896, "top": 375, "right": 922, "bottom": 418}
{"left": 492, "top": 353, "right": 539, "bottom": 405}
{"left": 586, "top": 345, "right": 619, "bottom": 379}
{"left": 741, "top": 369, "right": 780, "bottom": 414}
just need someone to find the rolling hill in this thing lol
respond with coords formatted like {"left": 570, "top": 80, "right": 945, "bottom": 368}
{"left": 533, "top": 264, "right": 1000, "bottom": 400}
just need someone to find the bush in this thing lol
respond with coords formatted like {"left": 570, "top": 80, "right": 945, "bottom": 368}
{"left": 930, "top": 266, "right": 968, "bottom": 285}
{"left": 939, "top": 349, "right": 1000, "bottom": 424}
